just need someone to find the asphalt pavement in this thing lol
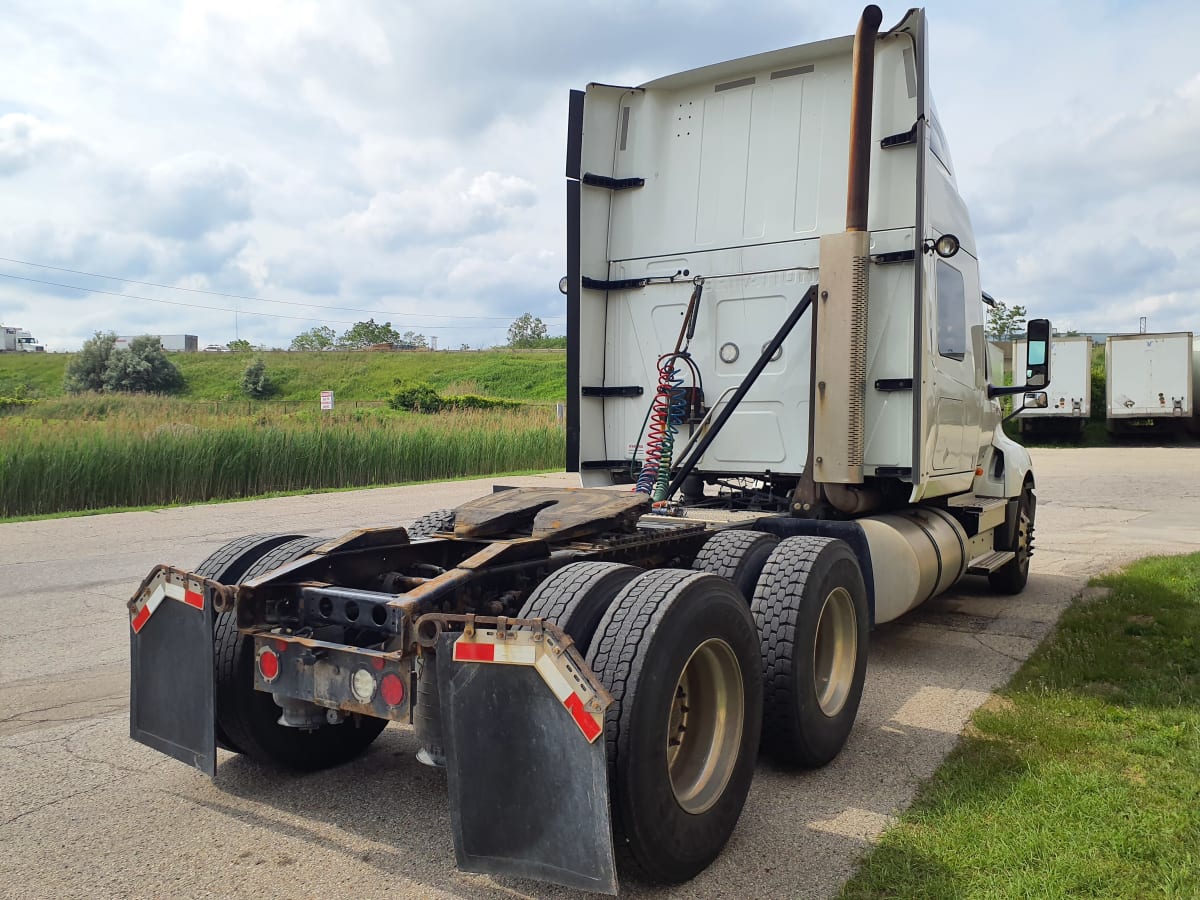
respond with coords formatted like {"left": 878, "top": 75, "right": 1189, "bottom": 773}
{"left": 3, "top": 450, "right": 1199, "bottom": 899}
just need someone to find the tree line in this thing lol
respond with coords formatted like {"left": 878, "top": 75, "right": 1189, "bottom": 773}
{"left": 289, "top": 313, "right": 564, "bottom": 351}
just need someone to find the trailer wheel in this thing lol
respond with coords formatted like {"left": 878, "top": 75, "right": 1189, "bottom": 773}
{"left": 194, "top": 533, "right": 307, "bottom": 753}
{"left": 408, "top": 508, "right": 456, "bottom": 539}
{"left": 691, "top": 530, "right": 780, "bottom": 601}
{"left": 587, "top": 570, "right": 762, "bottom": 883}
{"left": 752, "top": 536, "right": 869, "bottom": 768}
{"left": 215, "top": 536, "right": 388, "bottom": 771}
{"left": 989, "top": 486, "right": 1035, "bottom": 594}
{"left": 518, "top": 562, "right": 641, "bottom": 655}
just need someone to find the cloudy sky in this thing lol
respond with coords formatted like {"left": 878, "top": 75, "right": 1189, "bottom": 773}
{"left": 1, "top": 0, "right": 1197, "bottom": 351}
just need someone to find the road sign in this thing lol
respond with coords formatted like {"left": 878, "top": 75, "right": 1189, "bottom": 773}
{"left": 320, "top": 390, "right": 334, "bottom": 410}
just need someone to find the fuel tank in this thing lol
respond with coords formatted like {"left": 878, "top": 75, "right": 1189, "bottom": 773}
{"left": 857, "top": 507, "right": 968, "bottom": 624}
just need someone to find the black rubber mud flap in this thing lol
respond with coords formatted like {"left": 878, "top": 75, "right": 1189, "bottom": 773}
{"left": 437, "top": 633, "right": 617, "bottom": 895}
{"left": 129, "top": 573, "right": 216, "bottom": 776}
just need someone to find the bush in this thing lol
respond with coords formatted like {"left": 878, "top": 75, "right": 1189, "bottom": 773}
{"left": 241, "top": 356, "right": 275, "bottom": 399}
{"left": 389, "top": 381, "right": 444, "bottom": 412}
{"left": 441, "top": 393, "right": 520, "bottom": 411}
{"left": 388, "top": 381, "right": 523, "bottom": 413}
{"left": 64, "top": 333, "right": 184, "bottom": 395}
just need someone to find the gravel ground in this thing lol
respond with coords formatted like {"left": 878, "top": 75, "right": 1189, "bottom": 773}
{"left": 2, "top": 449, "right": 1199, "bottom": 899}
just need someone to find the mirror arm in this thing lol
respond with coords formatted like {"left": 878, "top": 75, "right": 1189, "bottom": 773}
{"left": 1002, "top": 400, "right": 1034, "bottom": 425}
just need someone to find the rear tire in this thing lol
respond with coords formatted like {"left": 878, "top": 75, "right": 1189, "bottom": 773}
{"left": 518, "top": 561, "right": 641, "bottom": 655}
{"left": 691, "top": 529, "right": 779, "bottom": 601}
{"left": 587, "top": 569, "right": 762, "bottom": 884}
{"left": 752, "top": 536, "right": 869, "bottom": 768}
{"left": 214, "top": 536, "right": 388, "bottom": 771}
{"left": 408, "top": 508, "right": 456, "bottom": 538}
{"left": 194, "top": 533, "right": 307, "bottom": 753}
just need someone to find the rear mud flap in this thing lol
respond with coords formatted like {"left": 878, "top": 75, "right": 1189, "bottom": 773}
{"left": 437, "top": 631, "right": 617, "bottom": 895}
{"left": 129, "top": 567, "right": 217, "bottom": 775}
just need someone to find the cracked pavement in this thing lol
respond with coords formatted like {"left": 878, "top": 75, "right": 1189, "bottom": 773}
{"left": 2, "top": 450, "right": 1198, "bottom": 898}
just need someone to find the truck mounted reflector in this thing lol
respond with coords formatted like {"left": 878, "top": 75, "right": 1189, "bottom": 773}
{"left": 452, "top": 626, "right": 607, "bottom": 743}
{"left": 129, "top": 570, "right": 207, "bottom": 634}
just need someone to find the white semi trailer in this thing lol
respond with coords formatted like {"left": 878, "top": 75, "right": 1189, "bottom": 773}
{"left": 127, "top": 7, "right": 1053, "bottom": 893}
{"left": 116, "top": 333, "right": 198, "bottom": 352}
{"left": 1106, "top": 332, "right": 1194, "bottom": 434}
{"left": 1014, "top": 336, "right": 1092, "bottom": 434}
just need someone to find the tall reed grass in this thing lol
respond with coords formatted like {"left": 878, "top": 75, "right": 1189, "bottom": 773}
{"left": 0, "top": 396, "right": 564, "bottom": 517}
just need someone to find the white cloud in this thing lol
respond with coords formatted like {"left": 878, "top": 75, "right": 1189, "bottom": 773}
{"left": 342, "top": 169, "right": 537, "bottom": 247}
{"left": 0, "top": 113, "right": 85, "bottom": 175}
{"left": 134, "top": 152, "right": 253, "bottom": 240}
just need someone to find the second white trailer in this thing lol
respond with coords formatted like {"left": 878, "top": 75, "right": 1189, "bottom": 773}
{"left": 1013, "top": 336, "right": 1092, "bottom": 434}
{"left": 1106, "top": 332, "right": 1194, "bottom": 433}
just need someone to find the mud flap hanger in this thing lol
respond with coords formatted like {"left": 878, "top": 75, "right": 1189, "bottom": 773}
{"left": 418, "top": 614, "right": 618, "bottom": 894}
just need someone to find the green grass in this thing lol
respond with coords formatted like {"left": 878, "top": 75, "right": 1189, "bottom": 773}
{"left": 841, "top": 554, "right": 1200, "bottom": 899}
{"left": 0, "top": 396, "right": 565, "bottom": 517}
{"left": 0, "top": 348, "right": 567, "bottom": 402}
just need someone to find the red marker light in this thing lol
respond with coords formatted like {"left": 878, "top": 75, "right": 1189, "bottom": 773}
{"left": 380, "top": 673, "right": 405, "bottom": 707}
{"left": 258, "top": 648, "right": 280, "bottom": 682}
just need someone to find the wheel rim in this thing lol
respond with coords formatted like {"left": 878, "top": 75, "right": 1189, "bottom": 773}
{"left": 666, "top": 638, "right": 744, "bottom": 815}
{"left": 813, "top": 587, "right": 857, "bottom": 717}
{"left": 1016, "top": 499, "right": 1033, "bottom": 573}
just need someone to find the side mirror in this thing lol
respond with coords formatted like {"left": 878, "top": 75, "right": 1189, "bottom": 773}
{"left": 1024, "top": 391, "right": 1048, "bottom": 409}
{"left": 987, "top": 318, "right": 1054, "bottom": 399}
{"left": 1024, "top": 319, "right": 1051, "bottom": 389}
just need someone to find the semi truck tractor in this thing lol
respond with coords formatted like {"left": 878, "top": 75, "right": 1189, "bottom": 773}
{"left": 1106, "top": 332, "right": 1194, "bottom": 434}
{"left": 127, "top": 6, "right": 1052, "bottom": 893}
{"left": 0, "top": 325, "right": 44, "bottom": 352}
{"left": 1014, "top": 335, "right": 1092, "bottom": 435}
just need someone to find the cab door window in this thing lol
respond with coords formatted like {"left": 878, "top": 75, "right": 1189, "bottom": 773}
{"left": 936, "top": 260, "right": 966, "bottom": 360}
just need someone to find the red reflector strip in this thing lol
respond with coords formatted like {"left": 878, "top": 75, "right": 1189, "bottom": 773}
{"left": 131, "top": 603, "right": 152, "bottom": 634}
{"left": 453, "top": 641, "right": 496, "bottom": 662}
{"left": 183, "top": 589, "right": 204, "bottom": 610}
{"left": 564, "top": 692, "right": 602, "bottom": 741}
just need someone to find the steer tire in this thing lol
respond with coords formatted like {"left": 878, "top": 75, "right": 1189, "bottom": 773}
{"left": 587, "top": 569, "right": 762, "bottom": 884}
{"left": 214, "top": 536, "right": 388, "bottom": 771}
{"left": 752, "top": 536, "right": 869, "bottom": 768}
{"left": 989, "top": 486, "right": 1035, "bottom": 595}
{"left": 194, "top": 533, "right": 307, "bottom": 753}
{"left": 691, "top": 530, "right": 780, "bottom": 601}
{"left": 518, "top": 562, "right": 642, "bottom": 655}
{"left": 407, "top": 508, "right": 456, "bottom": 539}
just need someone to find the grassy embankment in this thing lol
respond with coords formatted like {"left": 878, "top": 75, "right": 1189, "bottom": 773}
{"left": 842, "top": 552, "right": 1200, "bottom": 899}
{"left": 0, "top": 349, "right": 567, "bottom": 403}
{"left": 0, "top": 351, "right": 568, "bottom": 518}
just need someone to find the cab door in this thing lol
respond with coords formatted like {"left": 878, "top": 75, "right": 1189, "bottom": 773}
{"left": 926, "top": 256, "right": 982, "bottom": 475}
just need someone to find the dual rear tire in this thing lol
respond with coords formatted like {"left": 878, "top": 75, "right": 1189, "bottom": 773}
{"left": 522, "top": 532, "right": 869, "bottom": 884}
{"left": 198, "top": 533, "right": 388, "bottom": 771}
{"left": 692, "top": 529, "right": 870, "bottom": 767}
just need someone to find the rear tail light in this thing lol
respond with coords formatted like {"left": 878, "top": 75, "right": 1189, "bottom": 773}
{"left": 380, "top": 673, "right": 405, "bottom": 707}
{"left": 257, "top": 647, "right": 280, "bottom": 682}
